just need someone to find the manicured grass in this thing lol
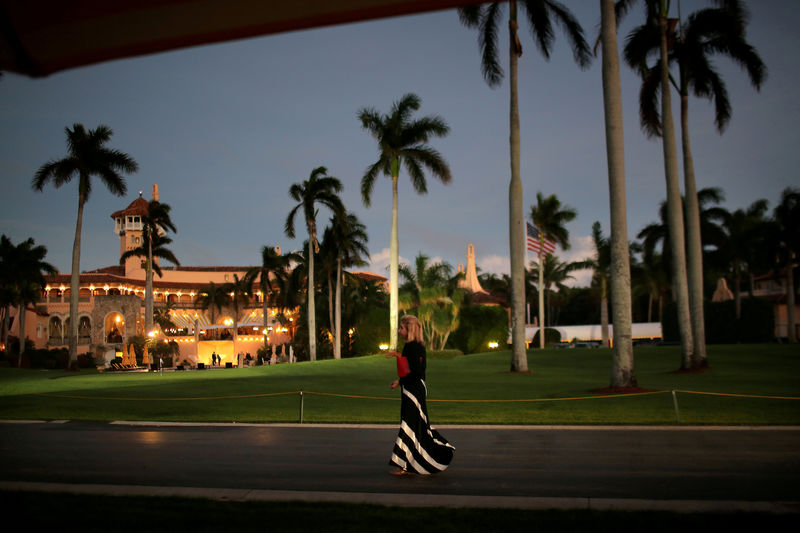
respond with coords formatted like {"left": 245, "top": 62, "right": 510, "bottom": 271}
{"left": 0, "top": 344, "right": 798, "bottom": 425}
{"left": 3, "top": 491, "right": 797, "bottom": 532}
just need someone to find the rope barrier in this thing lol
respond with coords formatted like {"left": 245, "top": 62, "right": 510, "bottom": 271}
{"left": 35, "top": 388, "right": 798, "bottom": 403}
{"left": 34, "top": 391, "right": 298, "bottom": 401}
{"left": 673, "top": 390, "right": 800, "bottom": 401}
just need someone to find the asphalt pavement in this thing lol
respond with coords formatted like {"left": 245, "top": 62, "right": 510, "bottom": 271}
{"left": 1, "top": 421, "right": 799, "bottom": 513}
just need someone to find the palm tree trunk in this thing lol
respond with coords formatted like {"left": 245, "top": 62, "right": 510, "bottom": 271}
{"left": 335, "top": 258, "right": 342, "bottom": 359}
{"left": 307, "top": 236, "right": 317, "bottom": 361}
{"left": 647, "top": 294, "right": 653, "bottom": 322}
{"left": 734, "top": 270, "right": 742, "bottom": 320}
{"left": 17, "top": 303, "right": 26, "bottom": 365}
{"left": 658, "top": 10, "right": 694, "bottom": 369}
{"left": 508, "top": 0, "right": 528, "bottom": 371}
{"left": 327, "top": 273, "right": 334, "bottom": 344}
{"left": 68, "top": 195, "right": 85, "bottom": 368}
{"left": 601, "top": 285, "right": 609, "bottom": 348}
{"left": 601, "top": 0, "right": 635, "bottom": 386}
{"left": 537, "top": 251, "right": 545, "bottom": 347}
{"left": 262, "top": 285, "right": 269, "bottom": 351}
{"left": 787, "top": 256, "right": 797, "bottom": 343}
{"left": 389, "top": 172, "right": 400, "bottom": 351}
{"left": 145, "top": 238, "right": 154, "bottom": 334}
{"left": 1, "top": 305, "right": 9, "bottom": 350}
{"left": 680, "top": 92, "right": 707, "bottom": 366}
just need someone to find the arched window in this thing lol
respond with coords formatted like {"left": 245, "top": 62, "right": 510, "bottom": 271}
{"left": 105, "top": 313, "right": 125, "bottom": 343}
{"left": 78, "top": 316, "right": 91, "bottom": 343}
{"left": 48, "top": 316, "right": 62, "bottom": 342}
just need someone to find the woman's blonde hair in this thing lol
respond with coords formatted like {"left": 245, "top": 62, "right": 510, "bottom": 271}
{"left": 400, "top": 315, "right": 425, "bottom": 345}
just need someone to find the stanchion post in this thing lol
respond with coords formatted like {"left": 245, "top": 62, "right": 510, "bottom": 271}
{"left": 671, "top": 390, "right": 681, "bottom": 423}
{"left": 299, "top": 389, "right": 304, "bottom": 424}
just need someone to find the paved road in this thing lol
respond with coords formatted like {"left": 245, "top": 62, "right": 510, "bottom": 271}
{"left": 1, "top": 421, "right": 799, "bottom": 511}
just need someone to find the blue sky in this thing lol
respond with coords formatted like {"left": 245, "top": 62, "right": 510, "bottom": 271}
{"left": 1, "top": 1, "right": 797, "bottom": 287}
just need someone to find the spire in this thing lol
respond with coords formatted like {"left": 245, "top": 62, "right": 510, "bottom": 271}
{"left": 457, "top": 244, "right": 487, "bottom": 294}
{"left": 152, "top": 183, "right": 159, "bottom": 202}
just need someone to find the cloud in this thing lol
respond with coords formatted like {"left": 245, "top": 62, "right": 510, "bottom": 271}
{"left": 365, "top": 248, "right": 410, "bottom": 277}
{"left": 561, "top": 235, "right": 595, "bottom": 288}
{"left": 477, "top": 254, "right": 510, "bottom": 276}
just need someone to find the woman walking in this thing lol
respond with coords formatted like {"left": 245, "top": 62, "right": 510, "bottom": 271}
{"left": 387, "top": 315, "right": 454, "bottom": 475}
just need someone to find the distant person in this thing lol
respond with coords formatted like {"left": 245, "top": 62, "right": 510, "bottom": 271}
{"left": 386, "top": 315, "right": 454, "bottom": 475}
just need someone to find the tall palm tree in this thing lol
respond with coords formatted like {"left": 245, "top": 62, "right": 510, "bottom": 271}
{"left": 459, "top": 1, "right": 590, "bottom": 372}
{"left": 599, "top": 0, "right": 636, "bottom": 386}
{"left": 358, "top": 93, "right": 451, "bottom": 352}
{"left": 119, "top": 200, "right": 179, "bottom": 335}
{"left": 621, "top": 0, "right": 693, "bottom": 369}
{"left": 32, "top": 123, "right": 138, "bottom": 365}
{"left": 0, "top": 236, "right": 56, "bottom": 363}
{"left": 257, "top": 246, "right": 301, "bottom": 351}
{"left": 624, "top": 0, "right": 766, "bottom": 366}
{"left": 772, "top": 188, "right": 800, "bottom": 343}
{"left": 196, "top": 281, "right": 228, "bottom": 339}
{"left": 285, "top": 166, "right": 344, "bottom": 361}
{"left": 326, "top": 212, "right": 369, "bottom": 359}
{"left": 588, "top": 222, "right": 612, "bottom": 348}
{"left": 530, "top": 192, "right": 576, "bottom": 347}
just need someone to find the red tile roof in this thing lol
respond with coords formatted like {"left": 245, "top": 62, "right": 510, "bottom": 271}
{"left": 110, "top": 197, "right": 148, "bottom": 218}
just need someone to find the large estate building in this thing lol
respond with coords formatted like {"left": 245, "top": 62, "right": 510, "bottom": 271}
{"left": 7, "top": 185, "right": 385, "bottom": 367}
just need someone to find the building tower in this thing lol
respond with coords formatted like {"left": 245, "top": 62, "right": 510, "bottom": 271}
{"left": 111, "top": 187, "right": 153, "bottom": 276}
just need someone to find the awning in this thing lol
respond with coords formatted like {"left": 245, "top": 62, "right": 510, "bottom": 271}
{"left": 0, "top": 1, "right": 478, "bottom": 77}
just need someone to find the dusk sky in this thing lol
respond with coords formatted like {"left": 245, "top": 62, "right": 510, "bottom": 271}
{"left": 1, "top": 1, "right": 797, "bottom": 288}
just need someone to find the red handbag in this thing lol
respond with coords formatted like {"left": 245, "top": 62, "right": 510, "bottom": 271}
{"left": 396, "top": 356, "right": 411, "bottom": 377}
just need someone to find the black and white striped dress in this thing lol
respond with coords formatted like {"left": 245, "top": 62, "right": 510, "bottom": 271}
{"left": 389, "top": 341, "right": 455, "bottom": 474}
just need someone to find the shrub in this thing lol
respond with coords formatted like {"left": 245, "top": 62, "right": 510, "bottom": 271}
{"left": 449, "top": 305, "right": 509, "bottom": 354}
{"left": 351, "top": 306, "right": 390, "bottom": 356}
{"left": 532, "top": 328, "right": 562, "bottom": 347}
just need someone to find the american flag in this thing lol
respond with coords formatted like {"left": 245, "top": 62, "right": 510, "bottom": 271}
{"left": 527, "top": 223, "right": 556, "bottom": 255}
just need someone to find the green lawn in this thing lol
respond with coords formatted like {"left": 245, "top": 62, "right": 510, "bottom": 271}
{"left": 1, "top": 344, "right": 798, "bottom": 425}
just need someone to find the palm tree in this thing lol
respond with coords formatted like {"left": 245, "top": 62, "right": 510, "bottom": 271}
{"left": 196, "top": 281, "right": 228, "bottom": 339}
{"left": 285, "top": 166, "right": 344, "bottom": 361}
{"left": 599, "top": 0, "right": 637, "bottom": 387}
{"left": 0, "top": 236, "right": 56, "bottom": 363}
{"left": 772, "top": 188, "right": 800, "bottom": 342}
{"left": 638, "top": 187, "right": 727, "bottom": 290}
{"left": 717, "top": 199, "right": 769, "bottom": 319}
{"left": 528, "top": 253, "right": 590, "bottom": 328}
{"left": 32, "top": 123, "right": 138, "bottom": 365}
{"left": 326, "top": 212, "right": 369, "bottom": 359}
{"left": 624, "top": 0, "right": 767, "bottom": 366}
{"left": 459, "top": 1, "right": 590, "bottom": 372}
{"left": 225, "top": 271, "right": 257, "bottom": 364}
{"left": 621, "top": 0, "right": 693, "bottom": 369}
{"left": 257, "top": 246, "right": 301, "bottom": 351}
{"left": 358, "top": 93, "right": 451, "bottom": 352}
{"left": 398, "top": 253, "right": 463, "bottom": 350}
{"left": 588, "top": 222, "right": 612, "bottom": 347}
{"left": 530, "top": 192, "right": 576, "bottom": 348}
{"left": 632, "top": 250, "right": 669, "bottom": 323}
{"left": 119, "top": 200, "right": 179, "bottom": 335}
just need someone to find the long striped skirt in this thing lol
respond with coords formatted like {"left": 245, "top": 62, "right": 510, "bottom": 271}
{"left": 389, "top": 378, "right": 455, "bottom": 474}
